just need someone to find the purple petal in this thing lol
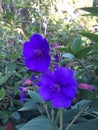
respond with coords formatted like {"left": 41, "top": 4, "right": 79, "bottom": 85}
{"left": 52, "top": 94, "right": 72, "bottom": 108}
{"left": 30, "top": 34, "right": 43, "bottom": 41}
{"left": 31, "top": 74, "right": 38, "bottom": 80}
{"left": 30, "top": 34, "right": 50, "bottom": 53}
{"left": 23, "top": 41, "right": 33, "bottom": 58}
{"left": 55, "top": 67, "right": 73, "bottom": 78}
{"left": 54, "top": 67, "right": 74, "bottom": 84}
{"left": 55, "top": 54, "right": 59, "bottom": 63}
{"left": 42, "top": 38, "right": 50, "bottom": 54}
{"left": 39, "top": 70, "right": 55, "bottom": 85}
{"left": 25, "top": 56, "right": 50, "bottom": 73}
{"left": 38, "top": 86, "right": 52, "bottom": 101}
{"left": 61, "top": 78, "right": 78, "bottom": 99}
{"left": 30, "top": 34, "right": 44, "bottom": 49}
{"left": 38, "top": 70, "right": 55, "bottom": 100}
{"left": 62, "top": 85, "right": 76, "bottom": 99}
{"left": 20, "top": 93, "right": 25, "bottom": 102}
{"left": 19, "top": 86, "right": 24, "bottom": 92}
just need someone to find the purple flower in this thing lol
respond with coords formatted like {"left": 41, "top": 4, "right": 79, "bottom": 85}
{"left": 19, "top": 86, "right": 28, "bottom": 102}
{"left": 23, "top": 34, "right": 51, "bottom": 73}
{"left": 20, "top": 92, "right": 25, "bottom": 102}
{"left": 55, "top": 54, "right": 59, "bottom": 63}
{"left": 38, "top": 67, "right": 78, "bottom": 108}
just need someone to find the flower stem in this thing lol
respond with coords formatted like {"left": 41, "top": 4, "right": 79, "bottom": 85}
{"left": 65, "top": 104, "right": 88, "bottom": 130}
{"left": 43, "top": 103, "right": 51, "bottom": 119}
{"left": 36, "top": 104, "right": 44, "bottom": 116}
{"left": 51, "top": 108, "right": 54, "bottom": 121}
{"left": 59, "top": 108, "right": 63, "bottom": 130}
{"left": 55, "top": 110, "right": 60, "bottom": 123}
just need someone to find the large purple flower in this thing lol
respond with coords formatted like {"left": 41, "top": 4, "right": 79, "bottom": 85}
{"left": 38, "top": 67, "right": 78, "bottom": 108}
{"left": 23, "top": 34, "right": 51, "bottom": 73}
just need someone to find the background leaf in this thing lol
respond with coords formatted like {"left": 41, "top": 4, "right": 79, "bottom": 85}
{"left": 18, "top": 99, "right": 37, "bottom": 111}
{"left": 69, "top": 122, "right": 98, "bottom": 130}
{"left": 71, "top": 35, "right": 82, "bottom": 53}
{"left": 75, "top": 47, "right": 92, "bottom": 58}
{"left": 89, "top": 97, "right": 98, "bottom": 111}
{"left": 80, "top": 32, "right": 98, "bottom": 43}
{"left": 7, "top": 62, "right": 16, "bottom": 73}
{"left": 28, "top": 90, "right": 44, "bottom": 104}
{"left": 80, "top": 7, "right": 98, "bottom": 16}
{"left": 0, "top": 76, "right": 9, "bottom": 86}
{"left": 0, "top": 88, "right": 5, "bottom": 100}
{"left": 19, "top": 116, "right": 59, "bottom": 130}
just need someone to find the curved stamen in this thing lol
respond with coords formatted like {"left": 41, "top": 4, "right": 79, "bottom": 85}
{"left": 33, "top": 49, "right": 44, "bottom": 57}
{"left": 50, "top": 83, "right": 61, "bottom": 93}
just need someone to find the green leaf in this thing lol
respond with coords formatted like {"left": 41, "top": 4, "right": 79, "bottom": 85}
{"left": 0, "top": 88, "right": 5, "bottom": 100}
{"left": 16, "top": 124, "right": 25, "bottom": 130}
{"left": 11, "top": 112, "right": 20, "bottom": 120}
{"left": 16, "top": 4, "right": 32, "bottom": 9}
{"left": 57, "top": 109, "right": 80, "bottom": 124}
{"left": 0, "top": 111, "right": 9, "bottom": 123}
{"left": 80, "top": 7, "right": 98, "bottom": 16}
{"left": 0, "top": 127, "right": 6, "bottom": 130}
{"left": 69, "top": 122, "right": 98, "bottom": 130}
{"left": 94, "top": 77, "right": 98, "bottom": 87}
{"left": 68, "top": 118, "right": 98, "bottom": 130}
{"left": 71, "top": 35, "right": 82, "bottom": 53}
{"left": 7, "top": 62, "right": 16, "bottom": 72}
{"left": 28, "top": 90, "right": 44, "bottom": 104}
{"left": 75, "top": 47, "right": 92, "bottom": 58}
{"left": 73, "top": 100, "right": 89, "bottom": 109}
{"left": 89, "top": 97, "right": 98, "bottom": 111}
{"left": 59, "top": 47, "right": 73, "bottom": 54}
{"left": 80, "top": 32, "right": 98, "bottom": 43}
{"left": 4, "top": 11, "right": 14, "bottom": 20}
{"left": 18, "top": 100, "right": 37, "bottom": 111}
{"left": 2, "top": 0, "right": 10, "bottom": 3}
{"left": 19, "top": 116, "right": 59, "bottom": 130}
{"left": 0, "top": 76, "right": 9, "bottom": 85}
{"left": 78, "top": 89, "right": 95, "bottom": 100}
{"left": 62, "top": 53, "right": 74, "bottom": 59}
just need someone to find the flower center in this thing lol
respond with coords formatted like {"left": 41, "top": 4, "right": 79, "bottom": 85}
{"left": 50, "top": 83, "right": 61, "bottom": 93}
{"left": 33, "top": 49, "right": 44, "bottom": 57}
